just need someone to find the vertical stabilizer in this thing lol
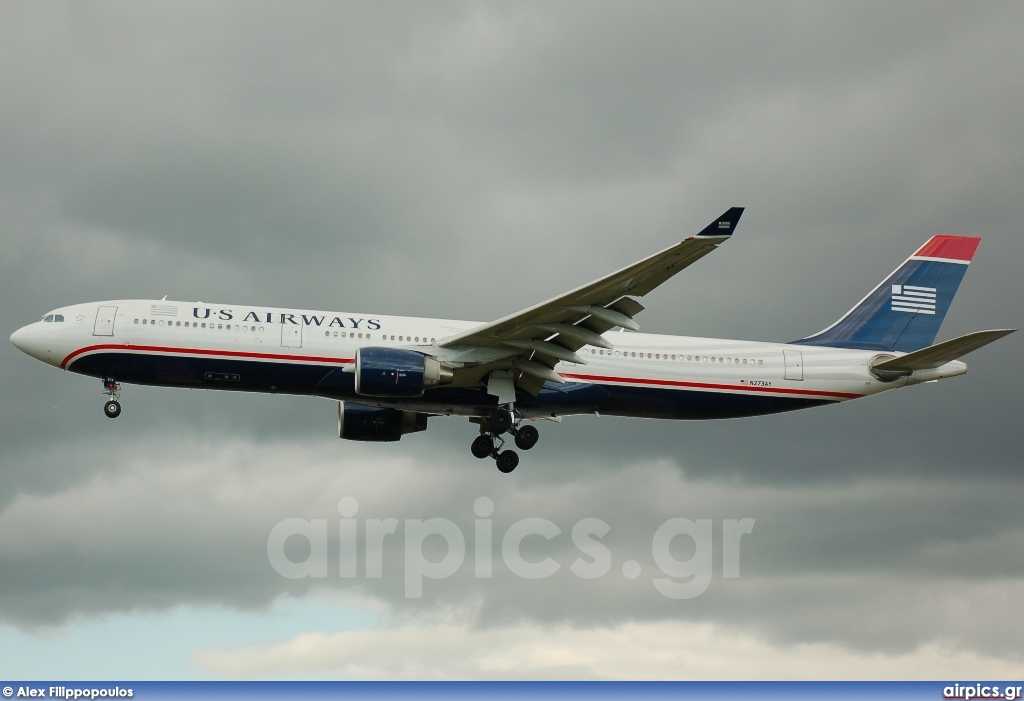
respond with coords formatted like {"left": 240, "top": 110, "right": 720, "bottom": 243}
{"left": 793, "top": 235, "right": 980, "bottom": 352}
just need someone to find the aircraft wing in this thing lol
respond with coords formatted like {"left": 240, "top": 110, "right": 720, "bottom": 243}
{"left": 440, "top": 207, "right": 744, "bottom": 394}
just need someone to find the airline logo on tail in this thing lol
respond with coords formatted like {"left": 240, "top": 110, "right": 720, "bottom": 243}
{"left": 891, "top": 284, "right": 937, "bottom": 315}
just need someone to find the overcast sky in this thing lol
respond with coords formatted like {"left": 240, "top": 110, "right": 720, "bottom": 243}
{"left": 1, "top": 0, "right": 1023, "bottom": 680}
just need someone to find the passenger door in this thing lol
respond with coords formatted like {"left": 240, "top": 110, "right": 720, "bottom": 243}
{"left": 93, "top": 306, "right": 117, "bottom": 336}
{"left": 281, "top": 323, "right": 302, "bottom": 348}
{"left": 783, "top": 349, "right": 804, "bottom": 381}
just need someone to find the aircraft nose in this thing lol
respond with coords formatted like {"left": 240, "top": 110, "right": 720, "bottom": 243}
{"left": 10, "top": 325, "right": 31, "bottom": 353}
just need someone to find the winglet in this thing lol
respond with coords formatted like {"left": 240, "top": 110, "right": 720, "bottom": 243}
{"left": 694, "top": 207, "right": 745, "bottom": 239}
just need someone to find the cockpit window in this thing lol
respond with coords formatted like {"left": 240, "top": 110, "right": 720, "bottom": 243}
{"left": 42, "top": 315, "right": 53, "bottom": 322}
{"left": 41, "top": 313, "right": 64, "bottom": 323}
{"left": 54, "top": 314, "right": 64, "bottom": 322}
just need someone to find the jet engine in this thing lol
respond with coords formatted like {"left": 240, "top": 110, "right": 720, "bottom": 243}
{"left": 354, "top": 347, "right": 453, "bottom": 398}
{"left": 337, "top": 401, "right": 428, "bottom": 442}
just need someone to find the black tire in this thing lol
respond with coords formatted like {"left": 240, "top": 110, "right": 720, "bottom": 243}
{"left": 514, "top": 424, "right": 539, "bottom": 451}
{"left": 488, "top": 409, "right": 513, "bottom": 435}
{"left": 104, "top": 400, "right": 121, "bottom": 419}
{"left": 496, "top": 450, "right": 519, "bottom": 473}
{"left": 471, "top": 434, "right": 493, "bottom": 459}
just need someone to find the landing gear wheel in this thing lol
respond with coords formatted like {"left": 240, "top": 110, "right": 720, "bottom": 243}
{"left": 496, "top": 450, "right": 519, "bottom": 473}
{"left": 488, "top": 409, "right": 513, "bottom": 435}
{"left": 514, "top": 424, "right": 539, "bottom": 451}
{"left": 471, "top": 434, "right": 493, "bottom": 459}
{"left": 104, "top": 400, "right": 122, "bottom": 419}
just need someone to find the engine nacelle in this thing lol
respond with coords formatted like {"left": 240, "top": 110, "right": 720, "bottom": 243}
{"left": 337, "top": 401, "right": 428, "bottom": 442}
{"left": 354, "top": 347, "right": 453, "bottom": 398}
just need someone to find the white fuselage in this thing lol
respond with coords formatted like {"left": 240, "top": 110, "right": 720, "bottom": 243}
{"left": 12, "top": 298, "right": 968, "bottom": 422}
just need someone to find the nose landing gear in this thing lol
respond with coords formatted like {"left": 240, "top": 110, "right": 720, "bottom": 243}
{"left": 102, "top": 377, "right": 122, "bottom": 418}
{"left": 470, "top": 407, "right": 539, "bottom": 473}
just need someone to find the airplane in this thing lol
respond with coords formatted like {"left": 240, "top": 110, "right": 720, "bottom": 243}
{"left": 9, "top": 208, "right": 1015, "bottom": 473}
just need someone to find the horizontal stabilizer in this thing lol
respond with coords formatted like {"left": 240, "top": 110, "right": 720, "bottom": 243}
{"left": 872, "top": 329, "right": 1015, "bottom": 373}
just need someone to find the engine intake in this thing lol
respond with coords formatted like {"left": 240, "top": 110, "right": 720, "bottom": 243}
{"left": 337, "top": 401, "right": 428, "bottom": 442}
{"left": 354, "top": 347, "right": 453, "bottom": 397}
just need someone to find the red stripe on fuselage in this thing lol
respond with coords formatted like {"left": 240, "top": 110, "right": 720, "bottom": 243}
{"left": 913, "top": 235, "right": 981, "bottom": 262}
{"left": 560, "top": 372, "right": 863, "bottom": 400}
{"left": 61, "top": 344, "right": 354, "bottom": 370}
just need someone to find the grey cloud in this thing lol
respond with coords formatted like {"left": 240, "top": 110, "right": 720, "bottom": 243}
{"left": 2, "top": 436, "right": 1023, "bottom": 665}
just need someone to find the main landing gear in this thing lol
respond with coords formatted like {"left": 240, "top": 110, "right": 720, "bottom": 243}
{"left": 470, "top": 407, "right": 539, "bottom": 473}
{"left": 102, "top": 377, "right": 122, "bottom": 419}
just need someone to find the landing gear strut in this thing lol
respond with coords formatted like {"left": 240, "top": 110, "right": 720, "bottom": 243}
{"left": 469, "top": 406, "right": 539, "bottom": 473}
{"left": 102, "top": 377, "right": 122, "bottom": 419}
